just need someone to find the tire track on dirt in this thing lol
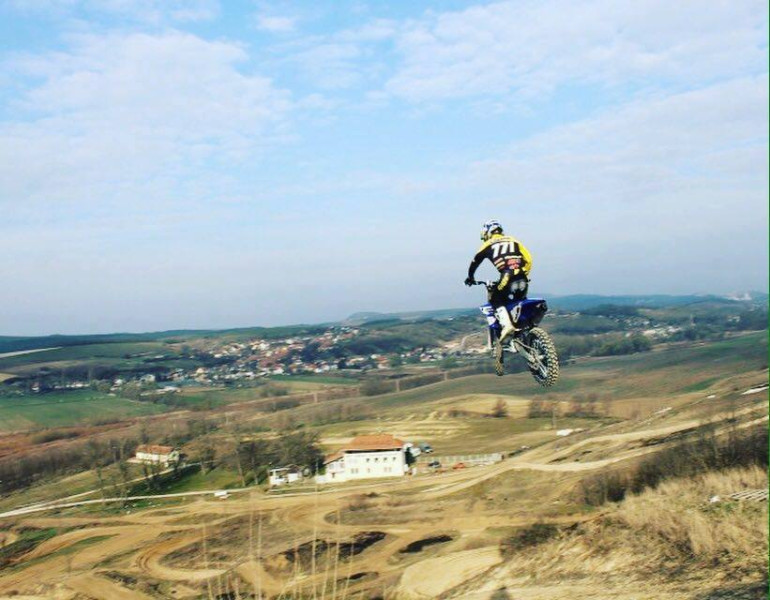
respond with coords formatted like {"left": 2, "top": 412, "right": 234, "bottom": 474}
{"left": 133, "top": 533, "right": 226, "bottom": 581}
{"left": 66, "top": 573, "right": 155, "bottom": 600}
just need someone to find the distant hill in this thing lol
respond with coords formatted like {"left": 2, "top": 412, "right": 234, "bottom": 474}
{"left": 344, "top": 308, "right": 476, "bottom": 326}
{"left": 2, "top": 292, "right": 765, "bottom": 354}
{"left": 346, "top": 292, "right": 767, "bottom": 324}
{"left": 548, "top": 293, "right": 729, "bottom": 312}
{"left": 550, "top": 292, "right": 768, "bottom": 311}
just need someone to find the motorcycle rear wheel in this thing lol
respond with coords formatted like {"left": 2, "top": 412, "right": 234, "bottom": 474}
{"left": 493, "top": 337, "right": 505, "bottom": 377}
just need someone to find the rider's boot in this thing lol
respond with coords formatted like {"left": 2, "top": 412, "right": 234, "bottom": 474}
{"left": 495, "top": 306, "right": 516, "bottom": 342}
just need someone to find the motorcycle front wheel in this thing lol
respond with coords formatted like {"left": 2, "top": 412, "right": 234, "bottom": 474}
{"left": 525, "top": 327, "right": 559, "bottom": 387}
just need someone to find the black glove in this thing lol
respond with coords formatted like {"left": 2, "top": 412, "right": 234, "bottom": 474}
{"left": 464, "top": 277, "right": 475, "bottom": 286}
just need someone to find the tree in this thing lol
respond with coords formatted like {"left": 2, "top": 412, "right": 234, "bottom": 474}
{"left": 440, "top": 356, "right": 458, "bottom": 370}
{"left": 92, "top": 380, "right": 111, "bottom": 394}
{"left": 300, "top": 341, "right": 321, "bottom": 363}
{"left": 491, "top": 398, "right": 508, "bottom": 418}
{"left": 198, "top": 445, "right": 216, "bottom": 474}
{"left": 275, "top": 431, "right": 324, "bottom": 472}
{"left": 360, "top": 378, "right": 394, "bottom": 396}
{"left": 85, "top": 440, "right": 106, "bottom": 500}
{"left": 121, "top": 381, "right": 143, "bottom": 400}
{"left": 227, "top": 433, "right": 246, "bottom": 487}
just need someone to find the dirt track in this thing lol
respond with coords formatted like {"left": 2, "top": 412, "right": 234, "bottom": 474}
{"left": 0, "top": 395, "right": 765, "bottom": 599}
{"left": 398, "top": 547, "right": 503, "bottom": 599}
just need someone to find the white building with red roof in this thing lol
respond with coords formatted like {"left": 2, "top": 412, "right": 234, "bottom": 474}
{"left": 133, "top": 444, "right": 180, "bottom": 466}
{"left": 319, "top": 434, "right": 408, "bottom": 484}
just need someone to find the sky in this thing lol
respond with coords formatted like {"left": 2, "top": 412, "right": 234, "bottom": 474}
{"left": 1, "top": 0, "right": 768, "bottom": 335}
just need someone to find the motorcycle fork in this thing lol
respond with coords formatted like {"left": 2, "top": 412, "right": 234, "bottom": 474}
{"left": 513, "top": 337, "right": 540, "bottom": 363}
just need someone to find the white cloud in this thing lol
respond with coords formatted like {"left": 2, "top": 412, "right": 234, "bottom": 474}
{"left": 272, "top": 19, "right": 397, "bottom": 91}
{"left": 0, "top": 31, "right": 291, "bottom": 211}
{"left": 461, "top": 75, "right": 769, "bottom": 292}
{"left": 287, "top": 41, "right": 365, "bottom": 89}
{"left": 255, "top": 15, "right": 296, "bottom": 33}
{"left": 469, "top": 76, "right": 768, "bottom": 199}
{"left": 8, "top": 0, "right": 219, "bottom": 23}
{"left": 385, "top": 0, "right": 768, "bottom": 102}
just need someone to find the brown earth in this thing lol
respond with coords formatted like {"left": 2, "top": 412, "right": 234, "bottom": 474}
{"left": 0, "top": 377, "right": 765, "bottom": 599}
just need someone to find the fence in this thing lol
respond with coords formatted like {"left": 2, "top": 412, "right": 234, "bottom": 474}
{"left": 417, "top": 452, "right": 504, "bottom": 468}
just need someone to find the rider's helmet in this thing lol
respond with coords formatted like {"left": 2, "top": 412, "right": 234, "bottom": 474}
{"left": 480, "top": 219, "right": 504, "bottom": 241}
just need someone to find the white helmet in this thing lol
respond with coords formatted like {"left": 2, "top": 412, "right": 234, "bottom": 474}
{"left": 480, "top": 219, "right": 503, "bottom": 241}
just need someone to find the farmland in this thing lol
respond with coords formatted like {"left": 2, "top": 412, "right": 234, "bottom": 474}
{"left": 0, "top": 390, "right": 167, "bottom": 432}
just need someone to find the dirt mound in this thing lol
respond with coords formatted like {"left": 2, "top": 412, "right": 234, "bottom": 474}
{"left": 398, "top": 547, "right": 502, "bottom": 599}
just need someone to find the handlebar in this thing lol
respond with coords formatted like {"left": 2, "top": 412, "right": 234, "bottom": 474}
{"left": 468, "top": 277, "right": 530, "bottom": 289}
{"left": 468, "top": 280, "right": 499, "bottom": 291}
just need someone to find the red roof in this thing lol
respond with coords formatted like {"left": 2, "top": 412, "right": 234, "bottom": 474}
{"left": 324, "top": 452, "right": 344, "bottom": 464}
{"left": 344, "top": 434, "right": 404, "bottom": 452}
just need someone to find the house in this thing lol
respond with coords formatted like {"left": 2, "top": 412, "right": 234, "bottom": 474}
{"left": 268, "top": 466, "right": 303, "bottom": 487}
{"left": 134, "top": 444, "right": 180, "bottom": 466}
{"left": 317, "top": 434, "right": 408, "bottom": 484}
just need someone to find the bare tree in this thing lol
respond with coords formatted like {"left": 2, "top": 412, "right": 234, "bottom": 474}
{"left": 491, "top": 398, "right": 508, "bottom": 418}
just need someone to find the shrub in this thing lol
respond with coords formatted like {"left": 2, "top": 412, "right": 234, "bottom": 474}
{"left": 347, "top": 494, "right": 374, "bottom": 511}
{"left": 579, "top": 469, "right": 633, "bottom": 505}
{"left": 30, "top": 429, "right": 80, "bottom": 444}
{"left": 360, "top": 378, "right": 395, "bottom": 396}
{"left": 500, "top": 522, "right": 559, "bottom": 556}
{"left": 631, "top": 425, "right": 768, "bottom": 494}
{"left": 579, "top": 425, "right": 769, "bottom": 506}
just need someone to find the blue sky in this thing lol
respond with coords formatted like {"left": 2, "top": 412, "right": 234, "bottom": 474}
{"left": 1, "top": 0, "right": 768, "bottom": 335}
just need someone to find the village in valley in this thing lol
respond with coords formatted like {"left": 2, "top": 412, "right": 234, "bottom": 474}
{"left": 11, "top": 297, "right": 757, "bottom": 396}
{"left": 14, "top": 323, "right": 468, "bottom": 395}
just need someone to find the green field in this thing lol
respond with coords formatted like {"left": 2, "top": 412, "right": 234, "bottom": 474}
{"left": 131, "top": 465, "right": 244, "bottom": 496}
{"left": 0, "top": 391, "right": 167, "bottom": 431}
{"left": 268, "top": 374, "right": 360, "bottom": 386}
{"left": 1, "top": 333, "right": 762, "bottom": 433}
{"left": 0, "top": 342, "right": 171, "bottom": 368}
{"left": 328, "top": 331, "right": 769, "bottom": 422}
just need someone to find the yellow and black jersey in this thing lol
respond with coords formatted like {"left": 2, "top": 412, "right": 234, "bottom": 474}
{"left": 467, "top": 234, "right": 532, "bottom": 279}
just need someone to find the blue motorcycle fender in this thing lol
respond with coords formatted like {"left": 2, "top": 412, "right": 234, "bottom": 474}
{"left": 506, "top": 298, "right": 548, "bottom": 328}
{"left": 479, "top": 303, "right": 499, "bottom": 330}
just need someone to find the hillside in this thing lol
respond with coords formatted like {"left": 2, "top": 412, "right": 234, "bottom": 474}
{"left": 0, "top": 330, "right": 766, "bottom": 599}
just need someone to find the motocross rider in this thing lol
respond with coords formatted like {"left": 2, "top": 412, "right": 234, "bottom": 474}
{"left": 464, "top": 220, "right": 532, "bottom": 342}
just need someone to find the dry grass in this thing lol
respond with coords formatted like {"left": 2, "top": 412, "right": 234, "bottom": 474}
{"left": 487, "top": 466, "right": 768, "bottom": 592}
{"left": 614, "top": 466, "right": 768, "bottom": 570}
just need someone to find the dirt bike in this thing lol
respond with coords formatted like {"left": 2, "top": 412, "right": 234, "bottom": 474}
{"left": 471, "top": 280, "right": 559, "bottom": 387}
